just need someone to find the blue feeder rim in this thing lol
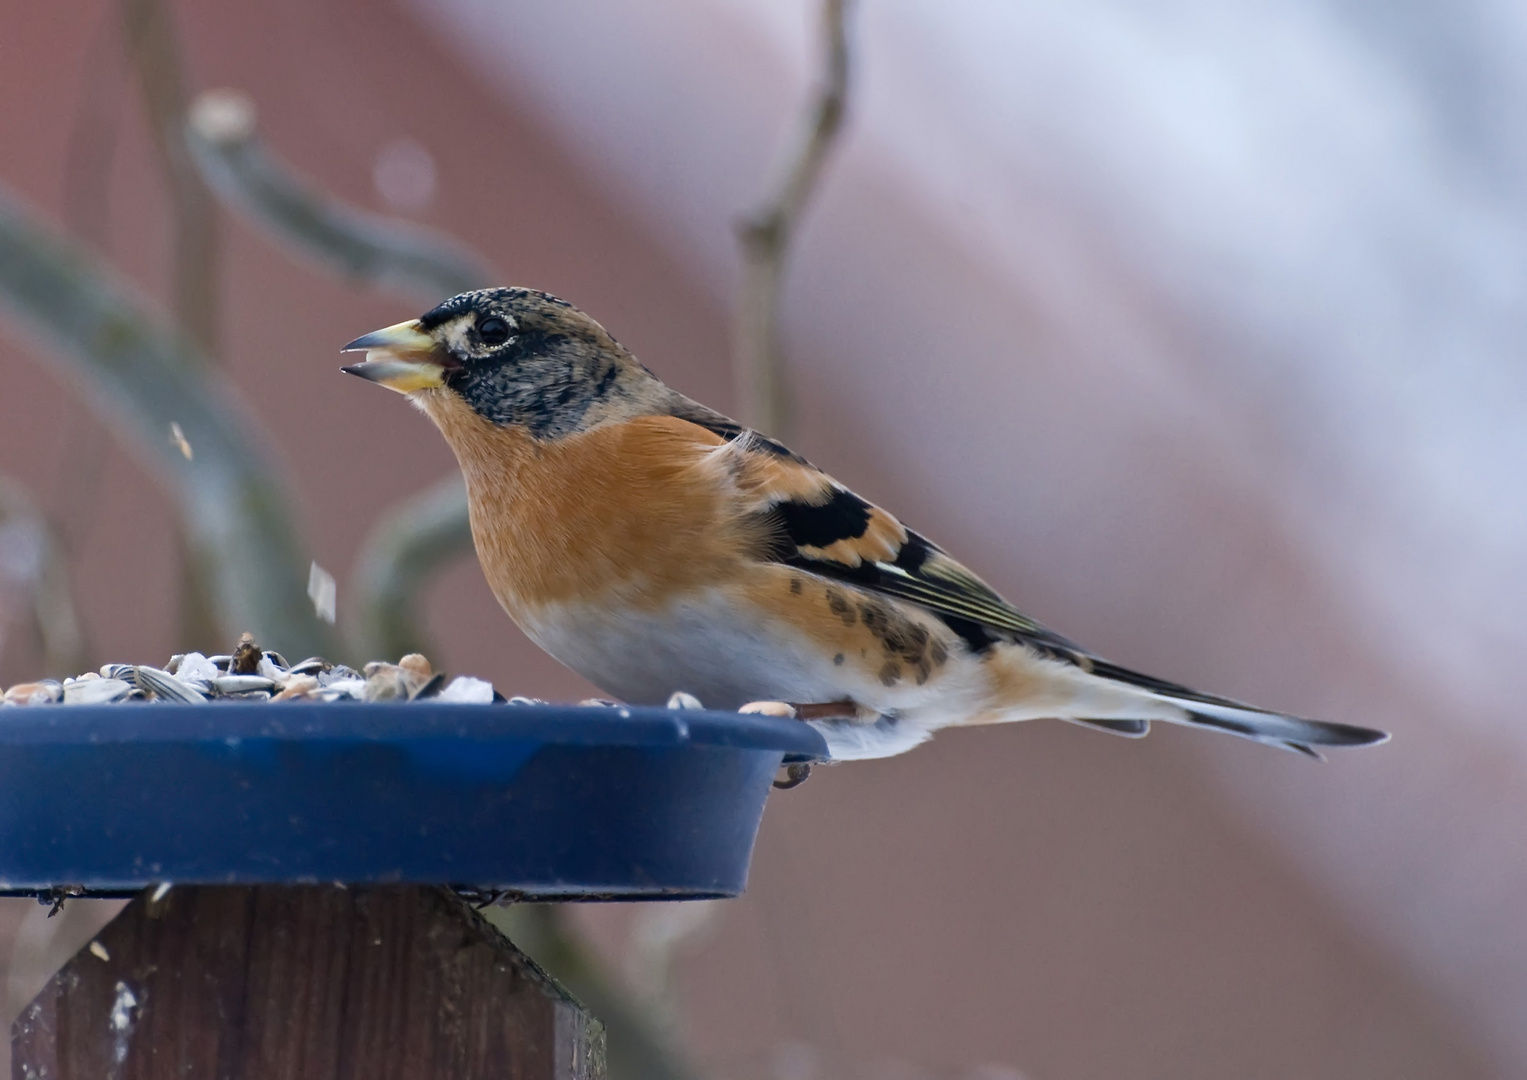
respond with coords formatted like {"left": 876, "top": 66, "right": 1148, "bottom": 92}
{"left": 0, "top": 703, "right": 828, "bottom": 900}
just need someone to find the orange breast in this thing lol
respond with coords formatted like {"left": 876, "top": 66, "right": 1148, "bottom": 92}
{"left": 422, "top": 398, "right": 752, "bottom": 617}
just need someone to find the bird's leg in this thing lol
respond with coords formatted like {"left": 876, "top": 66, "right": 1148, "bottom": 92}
{"left": 791, "top": 701, "right": 863, "bottom": 721}
{"left": 740, "top": 700, "right": 864, "bottom": 791}
{"left": 739, "top": 699, "right": 862, "bottom": 721}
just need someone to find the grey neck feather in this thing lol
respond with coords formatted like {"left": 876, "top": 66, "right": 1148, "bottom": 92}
{"left": 449, "top": 331, "right": 673, "bottom": 439}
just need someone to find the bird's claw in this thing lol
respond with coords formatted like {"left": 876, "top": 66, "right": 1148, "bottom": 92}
{"left": 772, "top": 762, "right": 813, "bottom": 789}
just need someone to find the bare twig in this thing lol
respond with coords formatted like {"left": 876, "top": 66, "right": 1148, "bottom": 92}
{"left": 46, "top": 4, "right": 129, "bottom": 663}
{"left": 120, "top": 0, "right": 226, "bottom": 653}
{"left": 0, "top": 479, "right": 87, "bottom": 679}
{"left": 349, "top": 473, "right": 472, "bottom": 662}
{"left": 186, "top": 91, "right": 491, "bottom": 299}
{"left": 733, "top": 0, "right": 852, "bottom": 442}
{"left": 119, "top": 0, "right": 220, "bottom": 359}
{"left": 0, "top": 187, "right": 338, "bottom": 662}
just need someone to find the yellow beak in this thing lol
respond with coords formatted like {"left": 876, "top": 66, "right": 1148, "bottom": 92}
{"left": 340, "top": 320, "right": 447, "bottom": 393}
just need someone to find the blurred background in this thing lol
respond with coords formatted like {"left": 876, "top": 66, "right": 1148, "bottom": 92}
{"left": 2, "top": 0, "right": 1526, "bottom": 1076}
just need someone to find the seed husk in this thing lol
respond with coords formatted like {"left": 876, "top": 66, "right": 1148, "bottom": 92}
{"left": 63, "top": 678, "right": 133, "bottom": 705}
{"left": 133, "top": 666, "right": 207, "bottom": 704}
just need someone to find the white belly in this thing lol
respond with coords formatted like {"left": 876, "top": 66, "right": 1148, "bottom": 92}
{"left": 513, "top": 586, "right": 1160, "bottom": 763}
{"left": 517, "top": 590, "right": 854, "bottom": 710}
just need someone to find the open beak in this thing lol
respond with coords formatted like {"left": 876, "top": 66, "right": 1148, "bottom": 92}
{"left": 340, "top": 320, "right": 446, "bottom": 393}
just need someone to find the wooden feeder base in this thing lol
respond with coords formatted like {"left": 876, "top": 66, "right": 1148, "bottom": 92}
{"left": 11, "top": 885, "right": 605, "bottom": 1080}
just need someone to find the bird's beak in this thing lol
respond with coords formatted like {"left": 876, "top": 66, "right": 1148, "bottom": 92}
{"left": 340, "top": 320, "right": 447, "bottom": 393}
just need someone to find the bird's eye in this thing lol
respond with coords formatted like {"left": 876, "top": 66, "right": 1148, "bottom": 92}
{"left": 476, "top": 316, "right": 511, "bottom": 346}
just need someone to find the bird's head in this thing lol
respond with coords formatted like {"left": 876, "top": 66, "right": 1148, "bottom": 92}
{"left": 341, "top": 287, "right": 657, "bottom": 439}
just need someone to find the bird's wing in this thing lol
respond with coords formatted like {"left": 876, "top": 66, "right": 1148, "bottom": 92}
{"left": 676, "top": 408, "right": 1301, "bottom": 715}
{"left": 674, "top": 407, "right": 1092, "bottom": 663}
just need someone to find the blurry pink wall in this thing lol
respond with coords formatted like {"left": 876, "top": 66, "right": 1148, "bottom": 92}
{"left": 0, "top": 0, "right": 1514, "bottom": 1077}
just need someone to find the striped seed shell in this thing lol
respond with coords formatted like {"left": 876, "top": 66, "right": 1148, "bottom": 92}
{"left": 3, "top": 681, "right": 63, "bottom": 706}
{"left": 209, "top": 675, "right": 276, "bottom": 694}
{"left": 63, "top": 678, "right": 133, "bottom": 705}
{"left": 133, "top": 666, "right": 207, "bottom": 703}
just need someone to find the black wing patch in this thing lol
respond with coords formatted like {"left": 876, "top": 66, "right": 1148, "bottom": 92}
{"left": 772, "top": 492, "right": 873, "bottom": 551}
{"left": 756, "top": 490, "right": 1089, "bottom": 661}
{"left": 672, "top": 403, "right": 1096, "bottom": 663}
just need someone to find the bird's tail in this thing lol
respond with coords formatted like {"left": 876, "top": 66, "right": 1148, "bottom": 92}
{"left": 1075, "top": 658, "right": 1389, "bottom": 759}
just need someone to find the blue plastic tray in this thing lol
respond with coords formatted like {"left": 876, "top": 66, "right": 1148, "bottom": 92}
{"left": 0, "top": 703, "right": 827, "bottom": 899}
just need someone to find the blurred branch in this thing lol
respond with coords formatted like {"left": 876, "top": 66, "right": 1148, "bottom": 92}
{"left": 48, "top": 6, "right": 128, "bottom": 659}
{"left": 350, "top": 473, "right": 471, "bottom": 662}
{"left": 489, "top": 904, "right": 704, "bottom": 1080}
{"left": 120, "top": 0, "right": 220, "bottom": 358}
{"left": 0, "top": 187, "right": 337, "bottom": 661}
{"left": 0, "top": 479, "right": 87, "bottom": 678}
{"left": 184, "top": 88, "right": 491, "bottom": 661}
{"left": 733, "top": 0, "right": 852, "bottom": 443}
{"left": 120, "top": 0, "right": 224, "bottom": 653}
{"left": 185, "top": 90, "right": 491, "bottom": 298}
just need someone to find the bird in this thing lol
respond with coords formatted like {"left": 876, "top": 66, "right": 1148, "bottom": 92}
{"left": 341, "top": 287, "right": 1388, "bottom": 769}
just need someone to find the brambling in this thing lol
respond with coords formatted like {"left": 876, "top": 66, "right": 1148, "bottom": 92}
{"left": 341, "top": 288, "right": 1388, "bottom": 764}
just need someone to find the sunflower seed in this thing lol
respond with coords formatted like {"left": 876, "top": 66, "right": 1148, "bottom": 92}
{"left": 439, "top": 676, "right": 494, "bottom": 704}
{"left": 209, "top": 675, "right": 275, "bottom": 694}
{"left": 63, "top": 678, "right": 133, "bottom": 705}
{"left": 225, "top": 690, "right": 271, "bottom": 702}
{"left": 363, "top": 665, "right": 412, "bottom": 702}
{"left": 2, "top": 649, "right": 510, "bottom": 711}
{"left": 256, "top": 656, "right": 287, "bottom": 681}
{"left": 174, "top": 652, "right": 221, "bottom": 688}
{"left": 306, "top": 562, "right": 336, "bottom": 625}
{"left": 230, "top": 635, "right": 262, "bottom": 675}
{"left": 319, "top": 679, "right": 367, "bottom": 701}
{"left": 3, "top": 681, "right": 63, "bottom": 706}
{"left": 410, "top": 672, "right": 447, "bottom": 700}
{"left": 133, "top": 666, "right": 207, "bottom": 703}
{"left": 273, "top": 674, "right": 319, "bottom": 701}
{"left": 169, "top": 421, "right": 193, "bottom": 461}
{"left": 398, "top": 653, "right": 433, "bottom": 681}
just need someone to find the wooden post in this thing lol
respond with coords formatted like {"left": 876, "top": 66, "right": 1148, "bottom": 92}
{"left": 11, "top": 885, "right": 604, "bottom": 1080}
